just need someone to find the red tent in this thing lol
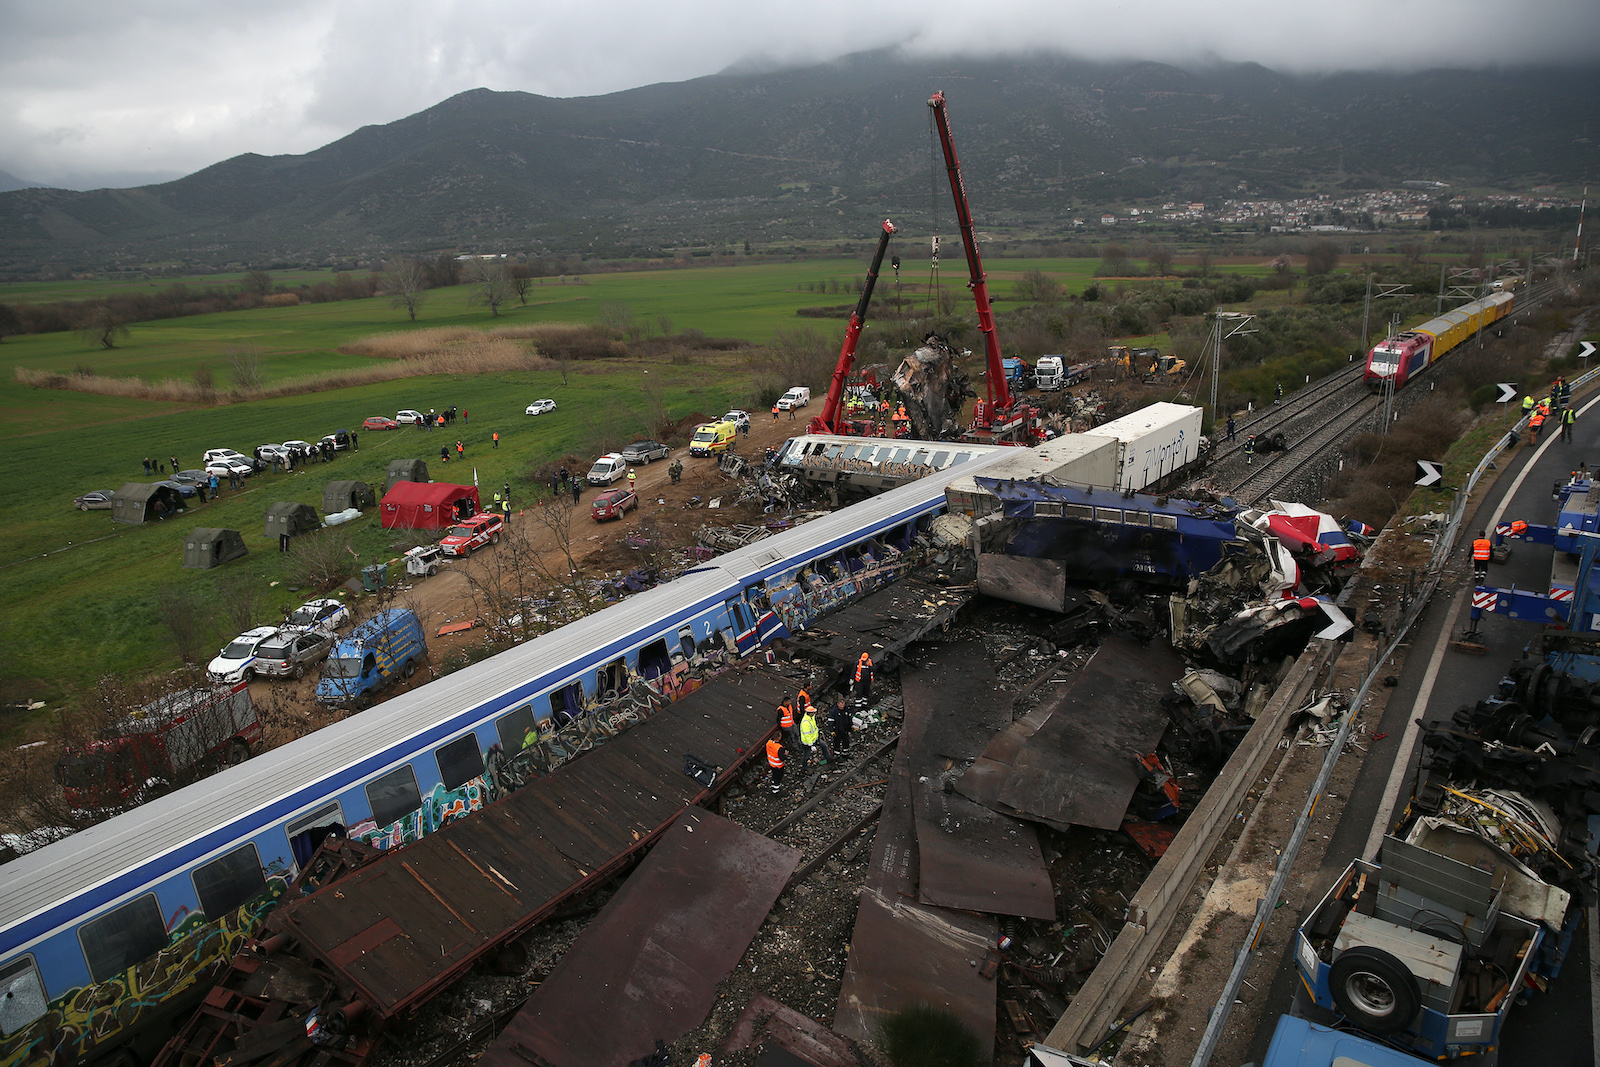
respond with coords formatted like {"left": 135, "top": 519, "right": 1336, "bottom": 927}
{"left": 379, "top": 482, "right": 481, "bottom": 530}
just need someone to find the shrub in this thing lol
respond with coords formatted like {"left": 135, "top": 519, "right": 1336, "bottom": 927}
{"left": 876, "top": 1003, "right": 984, "bottom": 1067}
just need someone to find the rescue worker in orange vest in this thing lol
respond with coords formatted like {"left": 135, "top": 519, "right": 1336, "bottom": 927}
{"left": 1529, "top": 408, "right": 1545, "bottom": 444}
{"left": 1472, "top": 530, "right": 1492, "bottom": 581}
{"left": 766, "top": 736, "right": 787, "bottom": 793}
{"left": 853, "top": 652, "right": 874, "bottom": 707}
{"left": 776, "top": 699, "right": 797, "bottom": 748}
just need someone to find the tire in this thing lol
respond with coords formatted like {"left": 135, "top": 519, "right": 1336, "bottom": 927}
{"left": 355, "top": 693, "right": 372, "bottom": 710}
{"left": 78, "top": 502, "right": 89, "bottom": 511}
{"left": 242, "top": 667, "right": 254, "bottom": 683}
{"left": 226, "top": 739, "right": 250, "bottom": 765}
{"left": 492, "top": 533, "right": 501, "bottom": 545}
{"left": 1328, "top": 946, "right": 1420, "bottom": 1033}
{"left": 291, "top": 664, "right": 305, "bottom": 681}
{"left": 403, "top": 659, "right": 417, "bottom": 679}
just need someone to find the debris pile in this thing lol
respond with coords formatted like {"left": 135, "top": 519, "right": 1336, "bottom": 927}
{"left": 892, "top": 333, "right": 973, "bottom": 439}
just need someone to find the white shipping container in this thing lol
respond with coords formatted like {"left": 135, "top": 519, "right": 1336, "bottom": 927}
{"left": 944, "top": 434, "right": 1120, "bottom": 516}
{"left": 1081, "top": 402, "right": 1203, "bottom": 492}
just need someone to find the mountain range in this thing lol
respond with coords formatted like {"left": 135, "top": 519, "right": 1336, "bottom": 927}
{"left": 2, "top": 52, "right": 1596, "bottom": 272}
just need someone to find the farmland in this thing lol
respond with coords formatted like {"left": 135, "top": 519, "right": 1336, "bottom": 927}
{"left": 0, "top": 254, "right": 1298, "bottom": 722}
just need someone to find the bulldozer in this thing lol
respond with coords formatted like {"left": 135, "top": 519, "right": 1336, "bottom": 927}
{"left": 1143, "top": 352, "right": 1186, "bottom": 381}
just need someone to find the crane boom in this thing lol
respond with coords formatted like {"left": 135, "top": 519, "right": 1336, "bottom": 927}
{"left": 811, "top": 219, "right": 896, "bottom": 435}
{"left": 927, "top": 90, "right": 1011, "bottom": 411}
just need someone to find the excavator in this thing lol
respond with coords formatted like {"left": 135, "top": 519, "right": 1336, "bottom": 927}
{"left": 808, "top": 219, "right": 898, "bottom": 436}
{"left": 925, "top": 91, "right": 1044, "bottom": 446}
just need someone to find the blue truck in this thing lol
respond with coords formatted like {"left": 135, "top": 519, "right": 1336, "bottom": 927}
{"left": 315, "top": 608, "right": 427, "bottom": 709}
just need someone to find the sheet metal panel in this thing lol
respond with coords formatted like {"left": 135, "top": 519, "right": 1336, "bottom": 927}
{"left": 835, "top": 668, "right": 997, "bottom": 1060}
{"left": 272, "top": 669, "right": 793, "bottom": 1019}
{"left": 957, "top": 635, "right": 1181, "bottom": 832}
{"left": 903, "top": 642, "right": 1055, "bottom": 921}
{"left": 788, "top": 579, "right": 975, "bottom": 672}
{"left": 480, "top": 810, "right": 799, "bottom": 1067}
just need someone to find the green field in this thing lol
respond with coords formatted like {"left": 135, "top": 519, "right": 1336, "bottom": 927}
{"left": 0, "top": 253, "right": 1309, "bottom": 722}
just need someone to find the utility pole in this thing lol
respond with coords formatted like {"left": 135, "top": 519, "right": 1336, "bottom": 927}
{"left": 1362, "top": 273, "right": 1374, "bottom": 353}
{"left": 1576, "top": 187, "right": 1588, "bottom": 262}
{"left": 1209, "top": 311, "right": 1255, "bottom": 427}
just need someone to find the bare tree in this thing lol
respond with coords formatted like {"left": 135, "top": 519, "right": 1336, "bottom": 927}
{"left": 460, "top": 520, "right": 552, "bottom": 645}
{"left": 217, "top": 574, "right": 272, "bottom": 635}
{"left": 1197, "top": 248, "right": 1214, "bottom": 279}
{"left": 599, "top": 301, "right": 635, "bottom": 333}
{"left": 241, "top": 270, "right": 272, "bottom": 296}
{"left": 556, "top": 349, "right": 573, "bottom": 387}
{"left": 1305, "top": 239, "right": 1341, "bottom": 276}
{"left": 226, "top": 344, "right": 264, "bottom": 391}
{"left": 382, "top": 257, "right": 431, "bottom": 321}
{"left": 656, "top": 314, "right": 674, "bottom": 337}
{"left": 76, "top": 305, "right": 130, "bottom": 350}
{"left": 466, "top": 258, "right": 513, "bottom": 317}
{"left": 1098, "top": 243, "right": 1131, "bottom": 277}
{"left": 157, "top": 586, "right": 217, "bottom": 665}
{"left": 526, "top": 491, "right": 586, "bottom": 579}
{"left": 641, "top": 376, "right": 671, "bottom": 438}
{"left": 509, "top": 264, "right": 533, "bottom": 307}
{"left": 286, "top": 527, "right": 362, "bottom": 590}
{"left": 1147, "top": 244, "right": 1175, "bottom": 276}
{"left": 1016, "top": 269, "right": 1062, "bottom": 305}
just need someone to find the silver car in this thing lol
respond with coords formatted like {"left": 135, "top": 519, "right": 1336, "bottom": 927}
{"left": 620, "top": 439, "right": 670, "bottom": 464}
{"left": 252, "top": 628, "right": 334, "bottom": 680}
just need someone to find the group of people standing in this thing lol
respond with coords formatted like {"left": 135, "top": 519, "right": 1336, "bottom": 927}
{"left": 419, "top": 406, "right": 465, "bottom": 430}
{"left": 1522, "top": 378, "right": 1575, "bottom": 445}
{"left": 765, "top": 652, "right": 873, "bottom": 793}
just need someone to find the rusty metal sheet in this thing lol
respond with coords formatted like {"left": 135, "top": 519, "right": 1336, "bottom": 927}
{"left": 273, "top": 667, "right": 790, "bottom": 1022}
{"left": 956, "top": 635, "right": 1182, "bottom": 833}
{"left": 719, "top": 994, "right": 865, "bottom": 1067}
{"left": 479, "top": 810, "right": 799, "bottom": 1067}
{"left": 834, "top": 691, "right": 997, "bottom": 1060}
{"left": 901, "top": 643, "right": 1055, "bottom": 920}
{"left": 789, "top": 578, "right": 975, "bottom": 674}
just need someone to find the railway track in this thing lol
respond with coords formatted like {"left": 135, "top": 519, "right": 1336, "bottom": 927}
{"left": 1208, "top": 362, "right": 1366, "bottom": 466}
{"left": 1224, "top": 391, "right": 1380, "bottom": 504}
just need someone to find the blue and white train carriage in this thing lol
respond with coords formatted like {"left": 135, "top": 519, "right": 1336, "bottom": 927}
{"left": 0, "top": 446, "right": 1013, "bottom": 1067}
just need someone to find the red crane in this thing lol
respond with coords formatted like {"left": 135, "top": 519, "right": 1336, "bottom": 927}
{"left": 927, "top": 90, "right": 1013, "bottom": 418}
{"left": 809, "top": 218, "right": 897, "bottom": 436}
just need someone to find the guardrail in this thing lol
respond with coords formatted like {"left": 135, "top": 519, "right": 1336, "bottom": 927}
{"left": 1187, "top": 323, "right": 1599, "bottom": 1067}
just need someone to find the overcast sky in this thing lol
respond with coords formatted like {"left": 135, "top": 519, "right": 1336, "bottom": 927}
{"left": 3, "top": 0, "right": 1597, "bottom": 190}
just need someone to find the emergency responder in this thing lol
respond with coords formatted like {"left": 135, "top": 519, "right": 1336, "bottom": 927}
{"left": 1226, "top": 414, "right": 1236, "bottom": 441}
{"left": 1529, "top": 407, "right": 1545, "bottom": 444}
{"left": 776, "top": 699, "right": 797, "bottom": 748}
{"left": 853, "top": 652, "right": 874, "bottom": 706}
{"left": 627, "top": 469, "right": 637, "bottom": 492}
{"left": 1563, "top": 405, "right": 1577, "bottom": 442}
{"left": 829, "top": 694, "right": 852, "bottom": 756}
{"left": 1522, "top": 395, "right": 1535, "bottom": 416}
{"left": 766, "top": 736, "right": 787, "bottom": 793}
{"left": 1244, "top": 435, "right": 1255, "bottom": 463}
{"left": 797, "top": 703, "right": 826, "bottom": 776}
{"left": 668, "top": 459, "right": 683, "bottom": 484}
{"left": 1274, "top": 382, "right": 1283, "bottom": 404}
{"left": 1472, "top": 530, "right": 1492, "bottom": 581}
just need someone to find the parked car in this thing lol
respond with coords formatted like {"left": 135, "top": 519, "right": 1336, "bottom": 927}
{"left": 204, "top": 457, "right": 255, "bottom": 478}
{"left": 170, "top": 469, "right": 210, "bottom": 487}
{"left": 362, "top": 416, "right": 398, "bottom": 432}
{"left": 776, "top": 387, "right": 811, "bottom": 411}
{"left": 254, "top": 444, "right": 292, "bottom": 464}
{"left": 285, "top": 597, "right": 352, "bottom": 632}
{"left": 154, "top": 479, "right": 198, "bottom": 498}
{"left": 620, "top": 440, "right": 670, "bottom": 464}
{"left": 396, "top": 409, "right": 426, "bottom": 425}
{"left": 587, "top": 453, "right": 628, "bottom": 485}
{"left": 439, "top": 512, "right": 505, "bottom": 557}
{"left": 525, "top": 399, "right": 557, "bottom": 416}
{"left": 282, "top": 440, "right": 316, "bottom": 458}
{"left": 721, "top": 410, "right": 751, "bottom": 429}
{"left": 73, "top": 489, "right": 114, "bottom": 511}
{"left": 320, "top": 429, "right": 353, "bottom": 451}
{"left": 591, "top": 487, "right": 637, "bottom": 521}
{"left": 203, "top": 448, "right": 265, "bottom": 472}
{"left": 207, "top": 626, "right": 279, "bottom": 684}
{"left": 252, "top": 628, "right": 334, "bottom": 680}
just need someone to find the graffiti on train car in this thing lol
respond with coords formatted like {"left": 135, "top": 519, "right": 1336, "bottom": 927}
{"left": 351, "top": 776, "right": 496, "bottom": 851}
{"left": 797, "top": 455, "right": 938, "bottom": 481}
{"left": 0, "top": 878, "right": 289, "bottom": 1067}
{"left": 771, "top": 549, "right": 919, "bottom": 632}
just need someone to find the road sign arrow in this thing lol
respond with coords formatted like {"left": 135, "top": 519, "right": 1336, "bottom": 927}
{"left": 1415, "top": 460, "right": 1444, "bottom": 487}
{"left": 1581, "top": 341, "right": 1597, "bottom": 360}
{"left": 1496, "top": 383, "right": 1518, "bottom": 404}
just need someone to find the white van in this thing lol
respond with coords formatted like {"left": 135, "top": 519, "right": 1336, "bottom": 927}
{"left": 777, "top": 387, "right": 811, "bottom": 411}
{"left": 587, "top": 453, "right": 628, "bottom": 485}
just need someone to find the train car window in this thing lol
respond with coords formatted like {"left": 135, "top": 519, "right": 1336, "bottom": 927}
{"left": 0, "top": 956, "right": 47, "bottom": 1037}
{"left": 193, "top": 843, "right": 266, "bottom": 920}
{"left": 549, "top": 682, "right": 584, "bottom": 723}
{"left": 637, "top": 639, "right": 671, "bottom": 680}
{"left": 952, "top": 451, "right": 973, "bottom": 465}
{"left": 365, "top": 765, "right": 421, "bottom": 830}
{"left": 495, "top": 704, "right": 536, "bottom": 750}
{"left": 78, "top": 894, "right": 167, "bottom": 984}
{"left": 285, "top": 801, "right": 346, "bottom": 866}
{"left": 931, "top": 450, "right": 951, "bottom": 467}
{"left": 435, "top": 734, "right": 485, "bottom": 792}
{"left": 677, "top": 626, "right": 696, "bottom": 660}
{"left": 599, "top": 658, "right": 627, "bottom": 697}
